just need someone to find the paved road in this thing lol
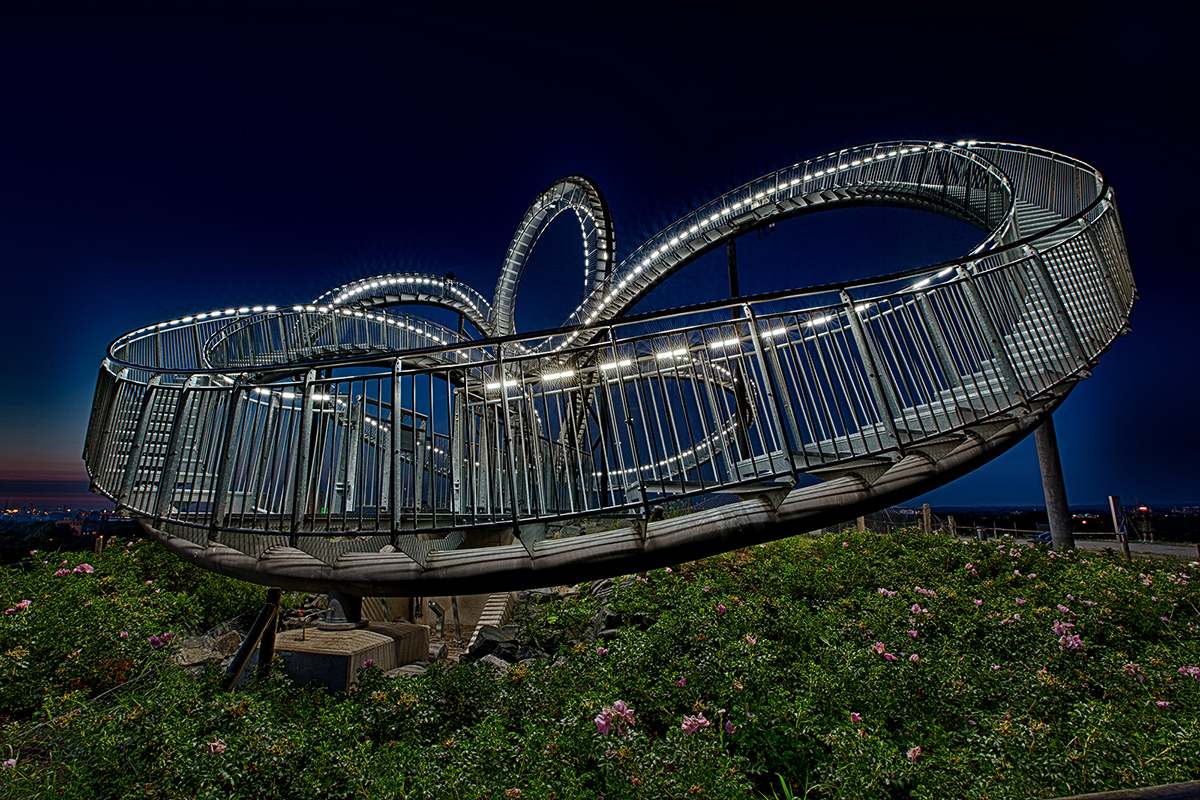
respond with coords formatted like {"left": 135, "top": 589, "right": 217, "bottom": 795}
{"left": 1005, "top": 538, "right": 1200, "bottom": 560}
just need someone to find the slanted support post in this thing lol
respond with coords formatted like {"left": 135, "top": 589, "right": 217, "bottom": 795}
{"left": 118, "top": 374, "right": 164, "bottom": 507}
{"left": 957, "top": 264, "right": 1027, "bottom": 405}
{"left": 1035, "top": 415, "right": 1074, "bottom": 550}
{"left": 840, "top": 289, "right": 902, "bottom": 452}
{"left": 222, "top": 587, "right": 281, "bottom": 690}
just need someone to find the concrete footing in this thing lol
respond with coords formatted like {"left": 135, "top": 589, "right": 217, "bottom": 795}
{"left": 265, "top": 621, "right": 429, "bottom": 691}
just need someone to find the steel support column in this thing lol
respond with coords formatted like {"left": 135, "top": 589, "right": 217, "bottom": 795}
{"left": 1035, "top": 414, "right": 1074, "bottom": 550}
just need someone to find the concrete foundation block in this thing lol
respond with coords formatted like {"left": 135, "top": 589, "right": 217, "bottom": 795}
{"left": 269, "top": 621, "right": 430, "bottom": 691}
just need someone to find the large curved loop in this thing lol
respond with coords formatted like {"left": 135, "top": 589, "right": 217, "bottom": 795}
{"left": 489, "top": 175, "right": 615, "bottom": 337}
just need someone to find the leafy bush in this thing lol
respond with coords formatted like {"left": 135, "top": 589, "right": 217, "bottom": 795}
{"left": 1, "top": 529, "right": 1197, "bottom": 799}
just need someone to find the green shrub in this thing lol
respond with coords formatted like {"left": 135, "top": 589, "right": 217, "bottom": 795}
{"left": 1, "top": 529, "right": 1198, "bottom": 799}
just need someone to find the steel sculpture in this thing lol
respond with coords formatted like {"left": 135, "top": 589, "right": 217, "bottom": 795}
{"left": 84, "top": 141, "right": 1135, "bottom": 597}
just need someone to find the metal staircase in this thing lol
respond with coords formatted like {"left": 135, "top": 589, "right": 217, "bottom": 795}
{"left": 84, "top": 140, "right": 1135, "bottom": 595}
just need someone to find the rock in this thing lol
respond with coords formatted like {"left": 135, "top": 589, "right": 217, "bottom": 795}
{"left": 513, "top": 646, "right": 548, "bottom": 662}
{"left": 214, "top": 631, "right": 243, "bottom": 656}
{"left": 465, "top": 625, "right": 518, "bottom": 660}
{"left": 519, "top": 588, "right": 559, "bottom": 604}
{"left": 428, "top": 641, "right": 447, "bottom": 662}
{"left": 386, "top": 664, "right": 426, "bottom": 677}
{"left": 552, "top": 655, "right": 570, "bottom": 668}
{"left": 177, "top": 635, "right": 216, "bottom": 651}
{"left": 558, "top": 526, "right": 582, "bottom": 539}
{"left": 476, "top": 654, "right": 510, "bottom": 673}
{"left": 175, "top": 647, "right": 223, "bottom": 666}
{"left": 596, "top": 628, "right": 621, "bottom": 642}
{"left": 589, "top": 578, "right": 614, "bottom": 600}
{"left": 590, "top": 606, "right": 621, "bottom": 640}
{"left": 492, "top": 641, "right": 521, "bottom": 663}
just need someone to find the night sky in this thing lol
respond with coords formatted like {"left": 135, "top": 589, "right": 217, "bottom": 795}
{"left": 1, "top": 2, "right": 1195, "bottom": 511}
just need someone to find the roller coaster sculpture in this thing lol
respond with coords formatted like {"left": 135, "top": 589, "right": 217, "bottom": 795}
{"left": 85, "top": 141, "right": 1135, "bottom": 598}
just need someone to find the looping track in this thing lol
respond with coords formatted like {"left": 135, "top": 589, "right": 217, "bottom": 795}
{"left": 85, "top": 140, "right": 1135, "bottom": 595}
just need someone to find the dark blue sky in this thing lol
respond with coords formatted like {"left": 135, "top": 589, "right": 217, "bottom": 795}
{"left": 1, "top": 1, "right": 1195, "bottom": 509}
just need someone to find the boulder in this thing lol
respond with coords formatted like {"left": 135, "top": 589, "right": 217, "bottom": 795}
{"left": 465, "top": 624, "right": 518, "bottom": 660}
{"left": 476, "top": 654, "right": 510, "bottom": 673}
{"left": 175, "top": 647, "right": 223, "bottom": 667}
{"left": 491, "top": 641, "right": 521, "bottom": 663}
{"left": 214, "top": 631, "right": 243, "bottom": 656}
{"left": 514, "top": 646, "right": 548, "bottom": 662}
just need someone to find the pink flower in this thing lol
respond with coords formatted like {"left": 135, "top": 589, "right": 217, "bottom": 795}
{"left": 15, "top": 599, "right": 31, "bottom": 610}
{"left": 681, "top": 714, "right": 710, "bottom": 734}
{"left": 907, "top": 630, "right": 918, "bottom": 638}
{"left": 1176, "top": 666, "right": 1200, "bottom": 679}
{"left": 73, "top": 563, "right": 94, "bottom": 574}
{"left": 850, "top": 712, "right": 862, "bottom": 723}
{"left": 1156, "top": 701, "right": 1171, "bottom": 708}
{"left": 145, "top": 580, "right": 153, "bottom": 586}
{"left": 604, "top": 748, "right": 617, "bottom": 759}
{"left": 1027, "top": 573, "right": 1036, "bottom": 580}
{"left": 665, "top": 567, "right": 672, "bottom": 573}
{"left": 842, "top": 542, "right": 849, "bottom": 547}
{"left": 1058, "top": 634, "right": 1083, "bottom": 650}
{"left": 205, "top": 739, "right": 227, "bottom": 754}
{"left": 677, "top": 676, "right": 686, "bottom": 687}
{"left": 363, "top": 659, "right": 374, "bottom": 668}
{"left": 991, "top": 664, "right": 1001, "bottom": 670}
{"left": 61, "top": 559, "right": 68, "bottom": 565}
{"left": 744, "top": 634, "right": 758, "bottom": 646}
{"left": 973, "top": 599, "right": 983, "bottom": 606}
{"left": 119, "top": 631, "right": 129, "bottom": 639}
{"left": 883, "top": 653, "right": 897, "bottom": 661}
{"left": 148, "top": 635, "right": 163, "bottom": 649}
{"left": 877, "top": 588, "right": 897, "bottom": 597}
{"left": 906, "top": 745, "right": 922, "bottom": 761}
{"left": 54, "top": 568, "right": 70, "bottom": 578}
{"left": 717, "top": 604, "right": 727, "bottom": 613}
{"left": 594, "top": 713, "right": 611, "bottom": 735}
{"left": 872, "top": 642, "right": 886, "bottom": 654}
{"left": 732, "top": 679, "right": 743, "bottom": 690}
{"left": 2, "top": 758, "right": 15, "bottom": 768}
{"left": 596, "top": 646, "right": 609, "bottom": 656}
{"left": 725, "top": 720, "right": 736, "bottom": 734}
{"left": 909, "top": 654, "right": 920, "bottom": 663}
{"left": 608, "top": 701, "right": 634, "bottom": 724}
{"left": 1015, "top": 598, "right": 1026, "bottom": 605}
{"left": 702, "top": 586, "right": 711, "bottom": 592}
